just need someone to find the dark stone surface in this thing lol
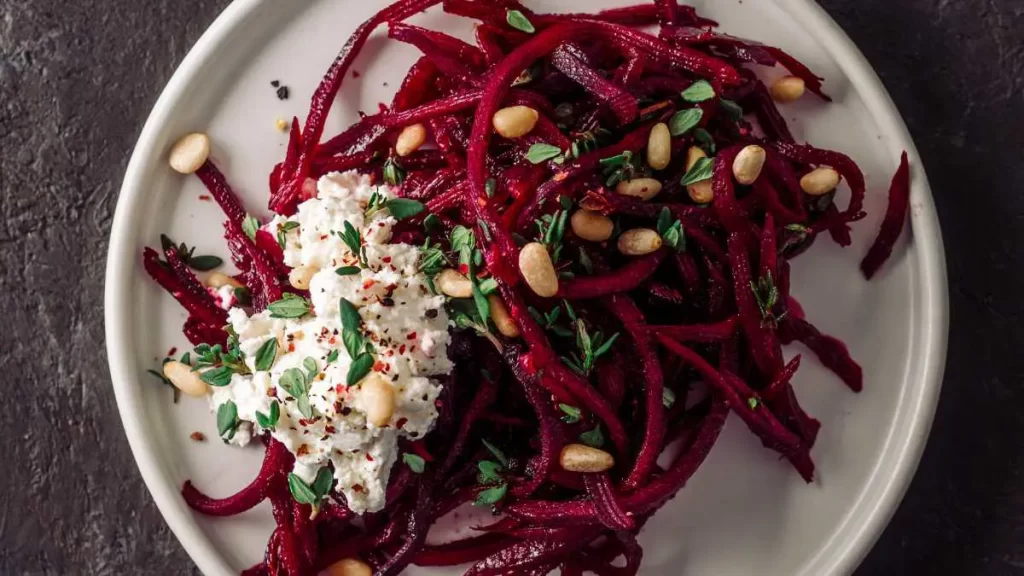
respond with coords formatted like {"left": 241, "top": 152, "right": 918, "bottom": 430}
{"left": 0, "top": 0, "right": 1020, "bottom": 574}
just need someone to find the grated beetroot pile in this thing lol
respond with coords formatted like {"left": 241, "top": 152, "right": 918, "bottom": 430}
{"left": 144, "top": 1, "right": 912, "bottom": 574}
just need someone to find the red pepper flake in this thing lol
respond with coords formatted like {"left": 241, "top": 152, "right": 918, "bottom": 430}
{"left": 353, "top": 70, "right": 361, "bottom": 78}
{"left": 458, "top": 263, "right": 469, "bottom": 275}
{"left": 297, "top": 444, "right": 310, "bottom": 456}
{"left": 553, "top": 172, "right": 568, "bottom": 182}
{"left": 352, "top": 484, "right": 364, "bottom": 493}
{"left": 398, "top": 345, "right": 406, "bottom": 354}
{"left": 288, "top": 343, "right": 296, "bottom": 352}
{"left": 167, "top": 347, "right": 178, "bottom": 357}
{"left": 363, "top": 279, "right": 377, "bottom": 290}
{"left": 198, "top": 194, "right": 212, "bottom": 201}
{"left": 325, "top": 425, "right": 336, "bottom": 434}
{"left": 410, "top": 441, "right": 434, "bottom": 462}
{"left": 328, "top": 336, "right": 337, "bottom": 345}
{"left": 335, "top": 384, "right": 346, "bottom": 394}
{"left": 385, "top": 349, "right": 394, "bottom": 357}
{"left": 320, "top": 234, "right": 328, "bottom": 241}
{"left": 382, "top": 256, "right": 392, "bottom": 263}
{"left": 189, "top": 431, "right": 206, "bottom": 442}
{"left": 365, "top": 453, "right": 374, "bottom": 462}
{"left": 373, "top": 360, "right": 386, "bottom": 372}
{"left": 406, "top": 332, "right": 417, "bottom": 340}
{"left": 395, "top": 417, "right": 408, "bottom": 430}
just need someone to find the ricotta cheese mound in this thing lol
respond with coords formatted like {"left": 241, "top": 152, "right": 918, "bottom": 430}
{"left": 209, "top": 171, "right": 451, "bottom": 514}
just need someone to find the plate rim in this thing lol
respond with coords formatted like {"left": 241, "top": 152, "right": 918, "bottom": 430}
{"left": 104, "top": 1, "right": 949, "bottom": 574}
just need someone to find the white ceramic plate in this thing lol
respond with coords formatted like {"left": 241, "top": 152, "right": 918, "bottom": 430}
{"left": 105, "top": 1, "right": 948, "bottom": 574}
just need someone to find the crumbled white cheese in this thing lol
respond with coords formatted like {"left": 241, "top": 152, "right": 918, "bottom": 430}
{"left": 208, "top": 171, "right": 450, "bottom": 514}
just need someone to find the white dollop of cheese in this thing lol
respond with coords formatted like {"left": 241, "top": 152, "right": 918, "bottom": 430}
{"left": 209, "top": 171, "right": 450, "bottom": 514}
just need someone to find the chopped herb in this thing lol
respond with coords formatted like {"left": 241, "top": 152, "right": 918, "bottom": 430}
{"left": 423, "top": 213, "right": 441, "bottom": 235}
{"left": 277, "top": 221, "right": 300, "bottom": 249}
{"left": 534, "top": 208, "right": 569, "bottom": 261}
{"left": 216, "top": 401, "right": 239, "bottom": 440}
{"left": 559, "top": 403, "right": 582, "bottom": 424}
{"left": 482, "top": 439, "right": 508, "bottom": 467}
{"left": 383, "top": 157, "right": 406, "bottom": 186}
{"left": 599, "top": 150, "right": 644, "bottom": 187}
{"left": 326, "top": 349, "right": 340, "bottom": 364}
{"left": 233, "top": 286, "right": 252, "bottom": 306}
{"left": 288, "top": 467, "right": 333, "bottom": 506}
{"left": 367, "top": 196, "right": 425, "bottom": 220}
{"left": 656, "top": 207, "right": 686, "bottom": 252}
{"left": 477, "top": 460, "right": 504, "bottom": 484}
{"left": 472, "top": 281, "right": 490, "bottom": 328}
{"left": 188, "top": 255, "right": 223, "bottom": 271}
{"left": 477, "top": 218, "right": 492, "bottom": 242}
{"left": 279, "top": 368, "right": 309, "bottom": 400}
{"left": 450, "top": 225, "right": 475, "bottom": 254}
{"left": 253, "top": 338, "right": 279, "bottom": 371}
{"left": 303, "top": 357, "right": 318, "bottom": 375}
{"left": 566, "top": 129, "right": 610, "bottom": 159}
{"left": 780, "top": 224, "right": 810, "bottom": 256}
{"left": 694, "top": 128, "right": 716, "bottom": 153}
{"left": 200, "top": 366, "right": 235, "bottom": 387}
{"left": 477, "top": 277, "right": 498, "bottom": 295}
{"left": 146, "top": 368, "right": 180, "bottom": 403}
{"left": 680, "top": 156, "right": 715, "bottom": 186}
{"left": 241, "top": 215, "right": 260, "bottom": 241}
{"left": 484, "top": 178, "right": 497, "bottom": 198}
{"left": 525, "top": 143, "right": 563, "bottom": 164}
{"left": 681, "top": 79, "right": 716, "bottom": 103}
{"left": 662, "top": 387, "right": 677, "bottom": 409}
{"left": 336, "top": 221, "right": 365, "bottom": 266}
{"left": 419, "top": 239, "right": 449, "bottom": 277}
{"left": 267, "top": 293, "right": 311, "bottom": 319}
{"left": 474, "top": 483, "right": 508, "bottom": 507}
{"left": 750, "top": 271, "right": 786, "bottom": 326}
{"left": 506, "top": 9, "right": 535, "bottom": 33}
{"left": 579, "top": 425, "right": 604, "bottom": 448}
{"left": 335, "top": 266, "right": 360, "bottom": 276}
{"left": 669, "top": 108, "right": 704, "bottom": 137}
{"left": 255, "top": 400, "right": 281, "bottom": 430}
{"left": 578, "top": 247, "right": 594, "bottom": 275}
{"left": 562, "top": 319, "right": 619, "bottom": 376}
{"left": 748, "top": 397, "right": 760, "bottom": 409}
{"left": 403, "top": 453, "right": 426, "bottom": 473}
{"left": 347, "top": 353, "right": 374, "bottom": 386}
{"left": 719, "top": 99, "right": 744, "bottom": 121}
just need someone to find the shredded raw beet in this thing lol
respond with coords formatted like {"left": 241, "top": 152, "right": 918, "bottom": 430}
{"left": 140, "top": 1, "right": 912, "bottom": 573}
{"left": 861, "top": 151, "right": 911, "bottom": 278}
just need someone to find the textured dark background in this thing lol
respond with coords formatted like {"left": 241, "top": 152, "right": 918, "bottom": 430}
{"left": 1, "top": 0, "right": 1021, "bottom": 574}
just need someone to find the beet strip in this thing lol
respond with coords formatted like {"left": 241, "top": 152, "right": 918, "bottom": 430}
{"left": 195, "top": 161, "right": 248, "bottom": 226}
{"left": 583, "top": 473, "right": 635, "bottom": 530}
{"left": 779, "top": 315, "right": 863, "bottom": 392}
{"left": 412, "top": 534, "right": 512, "bottom": 566}
{"left": 861, "top": 151, "right": 911, "bottom": 279}
{"left": 181, "top": 440, "right": 291, "bottom": 516}
{"left": 550, "top": 44, "right": 639, "bottom": 125}
{"left": 652, "top": 317, "right": 738, "bottom": 342}
{"left": 771, "top": 141, "right": 867, "bottom": 226}
{"left": 558, "top": 249, "right": 667, "bottom": 299}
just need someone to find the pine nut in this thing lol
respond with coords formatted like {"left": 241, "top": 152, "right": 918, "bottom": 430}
{"left": 799, "top": 167, "right": 841, "bottom": 196}
{"left": 327, "top": 558, "right": 372, "bottom": 576}
{"left": 646, "top": 122, "right": 672, "bottom": 170}
{"left": 288, "top": 266, "right": 317, "bottom": 290}
{"left": 162, "top": 361, "right": 209, "bottom": 397}
{"left": 615, "top": 178, "right": 662, "bottom": 201}
{"left": 769, "top": 76, "right": 806, "bottom": 103}
{"left": 435, "top": 269, "right": 473, "bottom": 298}
{"left": 395, "top": 123, "right": 427, "bottom": 157}
{"left": 360, "top": 373, "right": 395, "bottom": 427}
{"left": 559, "top": 443, "right": 615, "bottom": 473}
{"left": 169, "top": 132, "right": 211, "bottom": 174}
{"left": 205, "top": 272, "right": 244, "bottom": 289}
{"left": 732, "top": 145, "right": 766, "bottom": 185}
{"left": 518, "top": 242, "right": 558, "bottom": 298}
{"left": 685, "top": 146, "right": 714, "bottom": 204}
{"left": 488, "top": 294, "right": 520, "bottom": 338}
{"left": 492, "top": 106, "right": 539, "bottom": 139}
{"left": 617, "top": 228, "right": 662, "bottom": 256}
{"left": 570, "top": 210, "right": 614, "bottom": 242}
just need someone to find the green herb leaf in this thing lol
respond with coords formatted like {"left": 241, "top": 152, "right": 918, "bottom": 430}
{"left": 335, "top": 266, "right": 360, "bottom": 276}
{"left": 472, "top": 280, "right": 491, "bottom": 328}
{"left": 311, "top": 467, "right": 334, "bottom": 498}
{"left": 681, "top": 80, "right": 715, "bottom": 103}
{"left": 593, "top": 332, "right": 620, "bottom": 359}
{"left": 484, "top": 178, "right": 497, "bottom": 198}
{"left": 525, "top": 143, "right": 563, "bottom": 164}
{"left": 750, "top": 271, "right": 782, "bottom": 326}
{"left": 506, "top": 9, "right": 535, "bottom": 33}
{"left": 339, "top": 297, "right": 362, "bottom": 333}
{"left": 477, "top": 278, "right": 498, "bottom": 295}
{"left": 579, "top": 425, "right": 604, "bottom": 448}
{"left": 338, "top": 221, "right": 363, "bottom": 265}
{"left": 296, "top": 395, "right": 313, "bottom": 419}
{"left": 279, "top": 368, "right": 308, "bottom": 399}
{"left": 662, "top": 387, "right": 677, "bottom": 409}
{"left": 669, "top": 108, "right": 704, "bottom": 137}
{"left": 188, "top": 255, "right": 223, "bottom": 271}
{"left": 268, "top": 293, "right": 311, "bottom": 319}
{"left": 242, "top": 215, "right": 260, "bottom": 241}
{"left": 694, "top": 128, "right": 716, "bottom": 153}
{"left": 256, "top": 400, "right": 281, "bottom": 430}
{"left": 719, "top": 99, "right": 743, "bottom": 121}
{"left": 383, "top": 157, "right": 406, "bottom": 186}
{"left": 303, "top": 357, "right": 318, "bottom": 375}
{"left": 201, "top": 366, "right": 235, "bottom": 387}
{"left": 482, "top": 439, "right": 508, "bottom": 467}
{"left": 474, "top": 483, "right": 508, "bottom": 507}
{"left": 326, "top": 349, "right": 340, "bottom": 364}
{"left": 559, "top": 403, "right": 582, "bottom": 424}
{"left": 748, "top": 397, "right": 760, "bottom": 410}
{"left": 253, "top": 338, "right": 279, "bottom": 371}
{"left": 656, "top": 207, "right": 673, "bottom": 235}
{"left": 277, "top": 221, "right": 300, "bottom": 249}
{"left": 403, "top": 453, "right": 426, "bottom": 473}
{"left": 347, "top": 353, "right": 374, "bottom": 386}
{"left": 680, "top": 156, "right": 715, "bottom": 186}
{"left": 477, "top": 460, "right": 504, "bottom": 484}
{"left": 288, "top": 473, "right": 318, "bottom": 505}
{"left": 233, "top": 286, "right": 252, "bottom": 306}
{"left": 216, "top": 401, "right": 239, "bottom": 440}
{"left": 386, "top": 198, "right": 426, "bottom": 220}
{"left": 450, "top": 226, "right": 475, "bottom": 253}
{"left": 423, "top": 213, "right": 441, "bottom": 235}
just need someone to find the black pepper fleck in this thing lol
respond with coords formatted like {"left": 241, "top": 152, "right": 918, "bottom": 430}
{"left": 276, "top": 85, "right": 290, "bottom": 100}
{"left": 425, "top": 309, "right": 438, "bottom": 319}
